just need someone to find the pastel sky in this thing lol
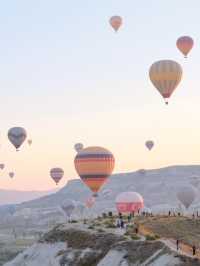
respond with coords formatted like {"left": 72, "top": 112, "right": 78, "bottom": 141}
{"left": 1, "top": 0, "right": 200, "bottom": 190}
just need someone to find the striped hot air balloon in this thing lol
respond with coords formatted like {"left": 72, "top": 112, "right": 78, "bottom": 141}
{"left": 74, "top": 146, "right": 115, "bottom": 196}
{"left": 149, "top": 60, "right": 183, "bottom": 104}
{"left": 50, "top": 168, "right": 64, "bottom": 185}
{"left": 176, "top": 36, "right": 194, "bottom": 58}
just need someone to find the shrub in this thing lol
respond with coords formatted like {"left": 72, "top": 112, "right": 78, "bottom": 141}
{"left": 70, "top": 220, "right": 78, "bottom": 223}
{"left": 146, "top": 234, "right": 157, "bottom": 241}
{"left": 88, "top": 225, "right": 95, "bottom": 230}
{"left": 131, "top": 234, "right": 140, "bottom": 240}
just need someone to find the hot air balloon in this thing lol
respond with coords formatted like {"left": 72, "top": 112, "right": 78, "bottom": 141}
{"left": 145, "top": 140, "right": 154, "bottom": 151}
{"left": 177, "top": 186, "right": 196, "bottom": 209}
{"left": 50, "top": 168, "right": 64, "bottom": 185}
{"left": 60, "top": 199, "right": 75, "bottom": 220}
{"left": 28, "top": 139, "right": 32, "bottom": 146}
{"left": 75, "top": 201, "right": 85, "bottom": 216}
{"left": 138, "top": 169, "right": 146, "bottom": 175}
{"left": 74, "top": 143, "right": 84, "bottom": 153}
{"left": 149, "top": 60, "right": 183, "bottom": 104}
{"left": 0, "top": 164, "right": 5, "bottom": 170}
{"left": 9, "top": 172, "right": 14, "bottom": 178}
{"left": 102, "top": 189, "right": 112, "bottom": 198}
{"left": 85, "top": 196, "right": 95, "bottom": 208}
{"left": 116, "top": 191, "right": 144, "bottom": 213}
{"left": 8, "top": 127, "right": 27, "bottom": 151}
{"left": 74, "top": 146, "right": 115, "bottom": 196}
{"left": 109, "top": 16, "right": 122, "bottom": 32}
{"left": 176, "top": 36, "right": 194, "bottom": 58}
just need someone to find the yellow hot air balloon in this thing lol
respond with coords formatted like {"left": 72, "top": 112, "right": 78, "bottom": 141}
{"left": 74, "top": 146, "right": 115, "bottom": 196}
{"left": 149, "top": 60, "right": 183, "bottom": 104}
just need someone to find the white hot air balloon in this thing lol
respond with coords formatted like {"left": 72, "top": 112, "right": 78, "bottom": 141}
{"left": 177, "top": 186, "right": 196, "bottom": 209}
{"left": 60, "top": 199, "right": 75, "bottom": 221}
{"left": 74, "top": 143, "right": 84, "bottom": 153}
{"left": 8, "top": 127, "right": 27, "bottom": 151}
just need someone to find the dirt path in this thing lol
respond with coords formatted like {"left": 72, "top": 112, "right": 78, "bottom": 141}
{"left": 138, "top": 224, "right": 200, "bottom": 259}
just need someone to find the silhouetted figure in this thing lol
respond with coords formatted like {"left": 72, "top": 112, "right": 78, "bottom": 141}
{"left": 119, "top": 212, "right": 122, "bottom": 219}
{"left": 128, "top": 215, "right": 131, "bottom": 223}
{"left": 132, "top": 211, "right": 135, "bottom": 217}
{"left": 120, "top": 219, "right": 124, "bottom": 228}
{"left": 135, "top": 227, "right": 138, "bottom": 234}
{"left": 176, "top": 239, "right": 179, "bottom": 250}
{"left": 168, "top": 211, "right": 171, "bottom": 216}
{"left": 192, "top": 213, "right": 195, "bottom": 219}
{"left": 197, "top": 211, "right": 199, "bottom": 217}
{"left": 178, "top": 212, "right": 181, "bottom": 217}
{"left": 192, "top": 245, "right": 196, "bottom": 256}
{"left": 138, "top": 209, "right": 140, "bottom": 215}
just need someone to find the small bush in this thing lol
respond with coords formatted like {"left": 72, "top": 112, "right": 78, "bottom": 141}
{"left": 88, "top": 225, "right": 95, "bottom": 230}
{"left": 105, "top": 222, "right": 116, "bottom": 229}
{"left": 71, "top": 220, "right": 78, "bottom": 223}
{"left": 146, "top": 234, "right": 156, "bottom": 241}
{"left": 131, "top": 234, "right": 140, "bottom": 240}
{"left": 97, "top": 228, "right": 105, "bottom": 233}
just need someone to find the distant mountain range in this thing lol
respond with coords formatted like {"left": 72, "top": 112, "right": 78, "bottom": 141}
{"left": 17, "top": 165, "right": 200, "bottom": 212}
{"left": 0, "top": 188, "right": 58, "bottom": 205}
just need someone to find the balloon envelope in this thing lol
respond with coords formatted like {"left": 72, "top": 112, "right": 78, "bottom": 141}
{"left": 176, "top": 36, "right": 194, "bottom": 58}
{"left": 8, "top": 127, "right": 27, "bottom": 150}
{"left": 85, "top": 196, "right": 95, "bottom": 208}
{"left": 60, "top": 199, "right": 75, "bottom": 218}
{"left": 9, "top": 172, "right": 14, "bottom": 178}
{"left": 149, "top": 60, "right": 182, "bottom": 104}
{"left": 74, "top": 146, "right": 115, "bottom": 194}
{"left": 116, "top": 191, "right": 144, "bottom": 213}
{"left": 0, "top": 164, "right": 5, "bottom": 170}
{"left": 74, "top": 143, "right": 84, "bottom": 153}
{"left": 145, "top": 140, "right": 154, "bottom": 151}
{"left": 109, "top": 16, "right": 122, "bottom": 32}
{"left": 177, "top": 186, "right": 196, "bottom": 209}
{"left": 50, "top": 168, "right": 64, "bottom": 185}
{"left": 28, "top": 139, "right": 32, "bottom": 146}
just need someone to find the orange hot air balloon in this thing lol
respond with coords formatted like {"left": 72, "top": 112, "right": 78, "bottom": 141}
{"left": 74, "top": 146, "right": 115, "bottom": 196}
{"left": 176, "top": 36, "right": 194, "bottom": 58}
{"left": 149, "top": 60, "right": 183, "bottom": 104}
{"left": 109, "top": 16, "right": 122, "bottom": 32}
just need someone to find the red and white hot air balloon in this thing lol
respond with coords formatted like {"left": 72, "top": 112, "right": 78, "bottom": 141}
{"left": 50, "top": 168, "right": 64, "bottom": 185}
{"left": 85, "top": 196, "right": 95, "bottom": 208}
{"left": 116, "top": 192, "right": 144, "bottom": 213}
{"left": 109, "top": 16, "right": 122, "bottom": 32}
{"left": 176, "top": 36, "right": 194, "bottom": 58}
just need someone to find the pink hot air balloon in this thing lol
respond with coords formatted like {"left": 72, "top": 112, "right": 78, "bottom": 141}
{"left": 50, "top": 168, "right": 64, "bottom": 185}
{"left": 176, "top": 36, "right": 194, "bottom": 58}
{"left": 116, "top": 192, "right": 144, "bottom": 213}
{"left": 109, "top": 16, "right": 122, "bottom": 32}
{"left": 85, "top": 196, "right": 95, "bottom": 208}
{"left": 145, "top": 140, "right": 154, "bottom": 151}
{"left": 0, "top": 164, "right": 5, "bottom": 170}
{"left": 9, "top": 172, "right": 14, "bottom": 178}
